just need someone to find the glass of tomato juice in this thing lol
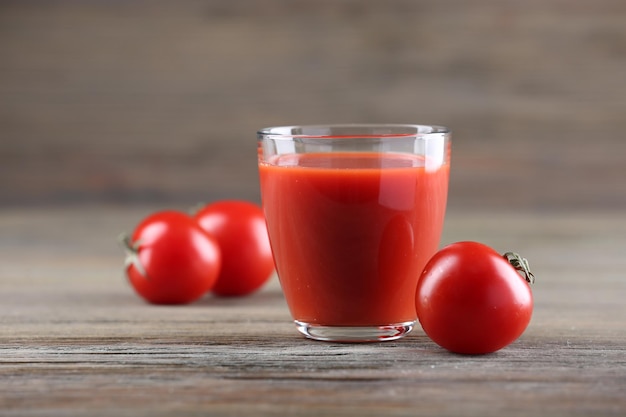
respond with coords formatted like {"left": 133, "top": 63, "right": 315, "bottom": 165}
{"left": 257, "top": 124, "right": 451, "bottom": 342}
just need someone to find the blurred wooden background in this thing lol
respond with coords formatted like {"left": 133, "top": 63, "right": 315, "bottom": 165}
{"left": 1, "top": 0, "right": 625, "bottom": 211}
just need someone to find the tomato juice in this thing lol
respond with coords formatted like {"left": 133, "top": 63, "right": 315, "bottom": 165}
{"left": 259, "top": 152, "right": 449, "bottom": 327}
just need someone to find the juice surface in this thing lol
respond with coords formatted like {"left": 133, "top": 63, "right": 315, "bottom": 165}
{"left": 259, "top": 152, "right": 449, "bottom": 326}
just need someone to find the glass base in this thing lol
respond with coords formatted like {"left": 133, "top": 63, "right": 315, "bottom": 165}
{"left": 294, "top": 320, "right": 415, "bottom": 343}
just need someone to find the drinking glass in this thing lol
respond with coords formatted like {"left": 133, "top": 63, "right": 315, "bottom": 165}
{"left": 257, "top": 124, "right": 451, "bottom": 342}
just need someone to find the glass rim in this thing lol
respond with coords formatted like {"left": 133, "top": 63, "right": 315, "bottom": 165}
{"left": 257, "top": 124, "right": 451, "bottom": 140}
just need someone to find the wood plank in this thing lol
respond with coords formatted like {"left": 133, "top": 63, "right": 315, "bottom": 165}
{"left": 0, "top": 206, "right": 624, "bottom": 416}
{"left": 1, "top": 0, "right": 626, "bottom": 209}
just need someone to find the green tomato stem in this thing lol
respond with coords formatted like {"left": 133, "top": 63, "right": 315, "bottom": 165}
{"left": 118, "top": 232, "right": 149, "bottom": 279}
{"left": 503, "top": 252, "right": 535, "bottom": 284}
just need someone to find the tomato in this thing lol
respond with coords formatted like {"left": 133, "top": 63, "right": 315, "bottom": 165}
{"left": 121, "top": 210, "right": 221, "bottom": 304}
{"left": 194, "top": 200, "right": 275, "bottom": 296}
{"left": 415, "top": 241, "right": 534, "bottom": 354}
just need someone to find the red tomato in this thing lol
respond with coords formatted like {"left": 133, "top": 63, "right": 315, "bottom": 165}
{"left": 194, "top": 200, "right": 275, "bottom": 296}
{"left": 121, "top": 210, "right": 221, "bottom": 304}
{"left": 415, "top": 241, "right": 534, "bottom": 354}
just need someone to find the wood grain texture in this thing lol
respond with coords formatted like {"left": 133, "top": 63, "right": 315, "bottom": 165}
{"left": 1, "top": 0, "right": 626, "bottom": 210}
{"left": 1, "top": 206, "right": 624, "bottom": 416}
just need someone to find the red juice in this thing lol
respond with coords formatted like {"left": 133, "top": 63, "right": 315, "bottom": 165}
{"left": 259, "top": 152, "right": 449, "bottom": 326}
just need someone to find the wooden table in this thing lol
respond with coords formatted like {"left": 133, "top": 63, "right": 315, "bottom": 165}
{"left": 1, "top": 206, "right": 624, "bottom": 416}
